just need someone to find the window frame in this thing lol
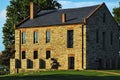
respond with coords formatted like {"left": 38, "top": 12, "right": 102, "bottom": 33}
{"left": 22, "top": 51, "right": 26, "bottom": 59}
{"left": 46, "top": 51, "right": 50, "bottom": 59}
{"left": 33, "top": 51, "right": 38, "bottom": 59}
{"left": 96, "top": 29, "right": 99, "bottom": 43}
{"left": 67, "top": 30, "right": 74, "bottom": 48}
{"left": 21, "top": 32, "right": 26, "bottom": 44}
{"left": 103, "top": 13, "right": 106, "bottom": 23}
{"left": 46, "top": 30, "right": 50, "bottom": 43}
{"left": 102, "top": 32, "right": 105, "bottom": 49}
{"left": 33, "top": 31, "right": 38, "bottom": 44}
{"left": 110, "top": 31, "right": 113, "bottom": 45}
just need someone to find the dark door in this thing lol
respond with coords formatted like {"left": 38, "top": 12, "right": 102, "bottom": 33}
{"left": 98, "top": 58, "right": 103, "bottom": 69}
{"left": 68, "top": 57, "right": 74, "bottom": 69}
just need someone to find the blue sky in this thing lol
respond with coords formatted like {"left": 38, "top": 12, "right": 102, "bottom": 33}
{"left": 0, "top": 0, "right": 119, "bottom": 52}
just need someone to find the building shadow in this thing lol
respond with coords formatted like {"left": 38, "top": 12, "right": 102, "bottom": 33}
{"left": 0, "top": 74, "right": 120, "bottom": 80}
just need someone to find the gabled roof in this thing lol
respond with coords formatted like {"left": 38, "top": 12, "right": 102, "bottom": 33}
{"left": 16, "top": 4, "right": 102, "bottom": 28}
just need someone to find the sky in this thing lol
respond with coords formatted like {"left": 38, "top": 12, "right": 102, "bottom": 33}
{"left": 0, "top": 0, "right": 119, "bottom": 52}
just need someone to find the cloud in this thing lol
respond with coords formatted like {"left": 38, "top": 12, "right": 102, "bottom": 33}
{"left": 58, "top": 0, "right": 118, "bottom": 14}
{"left": 0, "top": 9, "right": 6, "bottom": 51}
{"left": 58, "top": 0, "right": 99, "bottom": 8}
{"left": 0, "top": 9, "right": 7, "bottom": 22}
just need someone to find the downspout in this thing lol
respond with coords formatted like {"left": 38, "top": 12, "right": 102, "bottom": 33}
{"left": 82, "top": 24, "right": 84, "bottom": 69}
{"left": 18, "top": 29, "right": 21, "bottom": 73}
{"left": 19, "top": 30, "right": 21, "bottom": 60}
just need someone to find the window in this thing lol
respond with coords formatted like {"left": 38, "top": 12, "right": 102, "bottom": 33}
{"left": 27, "top": 59, "right": 33, "bottom": 69}
{"left": 119, "top": 39, "right": 120, "bottom": 49}
{"left": 102, "top": 32, "right": 105, "bottom": 49}
{"left": 96, "top": 29, "right": 99, "bottom": 43}
{"left": 46, "top": 51, "right": 50, "bottom": 59}
{"left": 21, "top": 32, "right": 26, "bottom": 44}
{"left": 46, "top": 30, "right": 50, "bottom": 43}
{"left": 103, "top": 13, "right": 106, "bottom": 23}
{"left": 119, "top": 51, "right": 120, "bottom": 56}
{"left": 67, "top": 30, "right": 73, "bottom": 48}
{"left": 34, "top": 51, "right": 38, "bottom": 59}
{"left": 110, "top": 32, "right": 113, "bottom": 45}
{"left": 22, "top": 51, "right": 26, "bottom": 59}
{"left": 39, "top": 59, "right": 46, "bottom": 69}
{"left": 34, "top": 31, "right": 38, "bottom": 43}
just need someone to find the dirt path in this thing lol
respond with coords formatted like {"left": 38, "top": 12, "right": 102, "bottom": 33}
{"left": 93, "top": 70, "right": 120, "bottom": 76}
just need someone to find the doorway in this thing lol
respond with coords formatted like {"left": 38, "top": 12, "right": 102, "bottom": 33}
{"left": 68, "top": 57, "right": 74, "bottom": 69}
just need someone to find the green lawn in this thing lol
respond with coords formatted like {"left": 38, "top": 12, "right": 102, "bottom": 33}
{"left": 105, "top": 70, "right": 120, "bottom": 74}
{"left": 0, "top": 70, "right": 120, "bottom": 80}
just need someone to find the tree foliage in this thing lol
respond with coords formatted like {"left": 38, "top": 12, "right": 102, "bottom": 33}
{"left": 113, "top": 5, "right": 120, "bottom": 25}
{"left": 1, "top": 0, "right": 61, "bottom": 66}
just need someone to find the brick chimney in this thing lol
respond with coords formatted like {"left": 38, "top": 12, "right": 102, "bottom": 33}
{"left": 30, "top": 2, "right": 38, "bottom": 19}
{"left": 62, "top": 13, "right": 66, "bottom": 23}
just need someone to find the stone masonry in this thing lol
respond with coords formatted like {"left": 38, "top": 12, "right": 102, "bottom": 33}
{"left": 10, "top": 3, "right": 120, "bottom": 74}
{"left": 10, "top": 24, "right": 86, "bottom": 74}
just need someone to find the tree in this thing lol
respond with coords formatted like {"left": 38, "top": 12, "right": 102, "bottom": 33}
{"left": 2, "top": 0, "right": 61, "bottom": 66}
{"left": 112, "top": 3, "right": 120, "bottom": 26}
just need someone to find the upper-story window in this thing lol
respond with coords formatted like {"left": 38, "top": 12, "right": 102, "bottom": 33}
{"left": 34, "top": 31, "right": 38, "bottom": 43}
{"left": 21, "top": 32, "right": 26, "bottom": 44}
{"left": 46, "top": 30, "right": 50, "bottom": 43}
{"left": 22, "top": 51, "right": 26, "bottom": 59}
{"left": 103, "top": 13, "right": 106, "bottom": 23}
{"left": 110, "top": 32, "right": 113, "bottom": 45}
{"left": 96, "top": 29, "right": 99, "bottom": 43}
{"left": 46, "top": 51, "right": 50, "bottom": 59}
{"left": 118, "top": 51, "right": 120, "bottom": 56}
{"left": 102, "top": 32, "right": 105, "bottom": 49}
{"left": 67, "top": 30, "right": 74, "bottom": 48}
{"left": 119, "top": 38, "right": 120, "bottom": 49}
{"left": 33, "top": 51, "right": 38, "bottom": 59}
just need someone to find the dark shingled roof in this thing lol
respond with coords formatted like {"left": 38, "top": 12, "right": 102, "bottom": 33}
{"left": 16, "top": 4, "right": 100, "bottom": 28}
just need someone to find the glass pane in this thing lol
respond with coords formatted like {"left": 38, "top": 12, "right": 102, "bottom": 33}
{"left": 22, "top": 32, "right": 26, "bottom": 44}
{"left": 34, "top": 32, "right": 38, "bottom": 43}
{"left": 46, "top": 31, "right": 50, "bottom": 43}
{"left": 67, "top": 30, "right": 73, "bottom": 48}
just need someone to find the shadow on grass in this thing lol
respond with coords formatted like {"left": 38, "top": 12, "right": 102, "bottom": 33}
{"left": 0, "top": 74, "right": 120, "bottom": 80}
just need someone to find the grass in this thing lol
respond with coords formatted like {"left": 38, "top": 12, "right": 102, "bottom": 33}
{"left": 104, "top": 70, "right": 120, "bottom": 74}
{"left": 0, "top": 70, "right": 120, "bottom": 80}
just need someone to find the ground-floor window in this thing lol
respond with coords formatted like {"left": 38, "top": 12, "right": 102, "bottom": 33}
{"left": 39, "top": 59, "right": 46, "bottom": 69}
{"left": 27, "top": 59, "right": 33, "bottom": 69}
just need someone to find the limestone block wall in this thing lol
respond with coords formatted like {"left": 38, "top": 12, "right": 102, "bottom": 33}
{"left": 10, "top": 59, "right": 16, "bottom": 74}
{"left": 21, "top": 59, "right": 27, "bottom": 69}
{"left": 86, "top": 4, "right": 119, "bottom": 69}
{"left": 11, "top": 24, "right": 86, "bottom": 73}
{"left": 33, "top": 59, "right": 39, "bottom": 69}
{"left": 45, "top": 59, "right": 52, "bottom": 69}
{"left": 15, "top": 30, "right": 21, "bottom": 59}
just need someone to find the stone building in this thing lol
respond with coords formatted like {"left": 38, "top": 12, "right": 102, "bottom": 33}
{"left": 10, "top": 2, "right": 120, "bottom": 74}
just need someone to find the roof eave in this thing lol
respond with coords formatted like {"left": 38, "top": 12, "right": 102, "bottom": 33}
{"left": 16, "top": 16, "right": 30, "bottom": 28}
{"left": 15, "top": 22, "right": 84, "bottom": 29}
{"left": 86, "top": 2, "right": 105, "bottom": 20}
